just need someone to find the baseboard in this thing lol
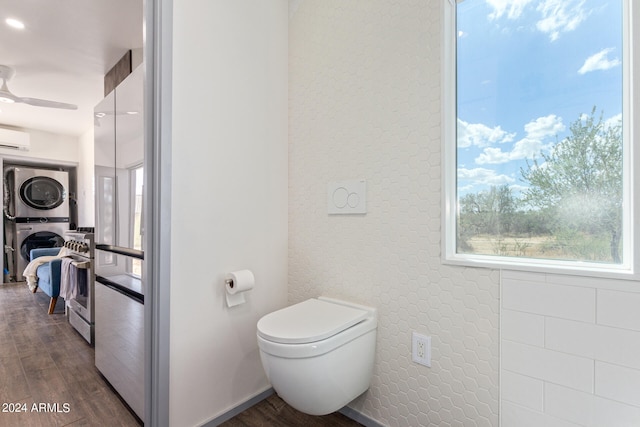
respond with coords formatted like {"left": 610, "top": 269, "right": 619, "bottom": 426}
{"left": 202, "top": 387, "right": 385, "bottom": 427}
{"left": 203, "top": 388, "right": 274, "bottom": 427}
{"left": 339, "top": 405, "right": 387, "bottom": 427}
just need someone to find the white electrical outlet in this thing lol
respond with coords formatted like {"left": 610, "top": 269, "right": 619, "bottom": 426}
{"left": 412, "top": 332, "right": 431, "bottom": 367}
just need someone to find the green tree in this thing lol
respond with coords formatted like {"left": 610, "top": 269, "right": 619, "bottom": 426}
{"left": 458, "top": 185, "right": 518, "bottom": 255}
{"left": 520, "top": 107, "right": 623, "bottom": 263}
{"left": 459, "top": 184, "right": 516, "bottom": 235}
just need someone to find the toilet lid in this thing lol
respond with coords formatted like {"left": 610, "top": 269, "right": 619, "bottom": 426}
{"left": 257, "top": 298, "right": 370, "bottom": 344}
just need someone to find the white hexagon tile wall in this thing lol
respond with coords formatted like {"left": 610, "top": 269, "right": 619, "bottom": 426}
{"left": 288, "top": 1, "right": 500, "bottom": 427}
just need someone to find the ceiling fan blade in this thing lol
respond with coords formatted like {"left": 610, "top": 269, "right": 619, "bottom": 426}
{"left": 17, "top": 96, "right": 78, "bottom": 110}
{"left": 0, "top": 67, "right": 78, "bottom": 110}
{"left": 0, "top": 81, "right": 19, "bottom": 103}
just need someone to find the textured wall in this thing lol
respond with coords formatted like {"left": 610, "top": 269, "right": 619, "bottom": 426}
{"left": 288, "top": 1, "right": 500, "bottom": 426}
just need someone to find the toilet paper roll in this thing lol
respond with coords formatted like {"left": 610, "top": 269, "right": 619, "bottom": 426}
{"left": 225, "top": 269, "right": 255, "bottom": 307}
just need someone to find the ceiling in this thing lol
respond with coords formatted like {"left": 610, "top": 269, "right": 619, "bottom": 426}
{"left": 0, "top": 0, "right": 143, "bottom": 137}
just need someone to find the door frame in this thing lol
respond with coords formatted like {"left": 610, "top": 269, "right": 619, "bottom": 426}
{"left": 144, "top": 0, "right": 172, "bottom": 425}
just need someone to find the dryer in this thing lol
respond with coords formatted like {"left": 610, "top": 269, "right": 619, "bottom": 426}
{"left": 14, "top": 220, "right": 69, "bottom": 282}
{"left": 12, "top": 167, "right": 70, "bottom": 219}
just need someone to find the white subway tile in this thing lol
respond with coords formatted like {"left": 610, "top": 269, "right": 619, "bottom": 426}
{"left": 501, "top": 270, "right": 546, "bottom": 284}
{"left": 501, "top": 401, "right": 582, "bottom": 427}
{"left": 501, "top": 369, "right": 544, "bottom": 411}
{"left": 595, "top": 362, "right": 640, "bottom": 407}
{"left": 594, "top": 395, "right": 640, "bottom": 427}
{"left": 550, "top": 273, "right": 621, "bottom": 290}
{"left": 501, "top": 340, "right": 594, "bottom": 392}
{"left": 502, "top": 280, "right": 595, "bottom": 322}
{"left": 595, "top": 326, "right": 640, "bottom": 370}
{"left": 545, "top": 383, "right": 594, "bottom": 426}
{"left": 545, "top": 319, "right": 640, "bottom": 370}
{"left": 598, "top": 290, "right": 640, "bottom": 332}
{"left": 502, "top": 309, "right": 545, "bottom": 347}
{"left": 546, "top": 318, "right": 595, "bottom": 358}
{"left": 545, "top": 382, "right": 640, "bottom": 427}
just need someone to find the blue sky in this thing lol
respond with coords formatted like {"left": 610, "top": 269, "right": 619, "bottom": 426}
{"left": 456, "top": 0, "right": 622, "bottom": 196}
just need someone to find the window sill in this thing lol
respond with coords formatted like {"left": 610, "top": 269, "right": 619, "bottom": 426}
{"left": 443, "top": 253, "right": 640, "bottom": 288}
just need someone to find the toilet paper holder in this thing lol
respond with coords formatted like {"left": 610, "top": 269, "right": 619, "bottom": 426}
{"left": 224, "top": 270, "right": 254, "bottom": 307}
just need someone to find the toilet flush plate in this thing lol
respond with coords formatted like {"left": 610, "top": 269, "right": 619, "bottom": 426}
{"left": 327, "top": 180, "right": 367, "bottom": 215}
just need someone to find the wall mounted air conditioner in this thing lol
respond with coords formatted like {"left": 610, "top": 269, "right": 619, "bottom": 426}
{"left": 0, "top": 127, "right": 30, "bottom": 151}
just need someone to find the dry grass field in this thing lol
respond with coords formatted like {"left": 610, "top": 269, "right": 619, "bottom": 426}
{"left": 464, "top": 235, "right": 554, "bottom": 257}
{"left": 461, "top": 233, "right": 614, "bottom": 263}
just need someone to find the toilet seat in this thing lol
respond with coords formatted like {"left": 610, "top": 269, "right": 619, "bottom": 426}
{"left": 257, "top": 298, "right": 370, "bottom": 344}
{"left": 256, "top": 297, "right": 378, "bottom": 415}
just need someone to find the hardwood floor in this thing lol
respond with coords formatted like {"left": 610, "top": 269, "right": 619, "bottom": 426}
{"left": 220, "top": 393, "right": 363, "bottom": 427}
{"left": 0, "top": 283, "right": 140, "bottom": 427}
{"left": 0, "top": 283, "right": 363, "bottom": 427}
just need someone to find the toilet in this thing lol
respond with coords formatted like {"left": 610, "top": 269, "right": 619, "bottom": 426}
{"left": 257, "top": 297, "right": 377, "bottom": 416}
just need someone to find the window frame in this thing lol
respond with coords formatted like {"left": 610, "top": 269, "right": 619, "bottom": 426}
{"left": 127, "top": 163, "right": 144, "bottom": 278}
{"left": 441, "top": 0, "right": 640, "bottom": 281}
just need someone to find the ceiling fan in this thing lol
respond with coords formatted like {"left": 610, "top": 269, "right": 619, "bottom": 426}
{"left": 0, "top": 65, "right": 78, "bottom": 110}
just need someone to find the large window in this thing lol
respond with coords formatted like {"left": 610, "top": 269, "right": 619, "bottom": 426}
{"left": 443, "top": 0, "right": 638, "bottom": 276}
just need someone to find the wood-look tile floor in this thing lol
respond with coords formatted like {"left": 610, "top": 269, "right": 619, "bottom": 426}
{"left": 220, "top": 393, "right": 363, "bottom": 427}
{"left": 0, "top": 283, "right": 363, "bottom": 427}
{"left": 0, "top": 283, "right": 141, "bottom": 427}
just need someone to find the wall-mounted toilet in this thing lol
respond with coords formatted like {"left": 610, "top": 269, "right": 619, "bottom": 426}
{"left": 257, "top": 297, "right": 377, "bottom": 416}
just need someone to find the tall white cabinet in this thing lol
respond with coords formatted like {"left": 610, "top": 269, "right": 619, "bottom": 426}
{"left": 93, "top": 64, "right": 145, "bottom": 422}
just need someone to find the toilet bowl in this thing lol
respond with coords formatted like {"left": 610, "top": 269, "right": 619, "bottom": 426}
{"left": 257, "top": 297, "right": 377, "bottom": 416}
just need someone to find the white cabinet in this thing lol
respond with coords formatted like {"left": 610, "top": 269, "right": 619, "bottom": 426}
{"left": 93, "top": 64, "right": 145, "bottom": 422}
{"left": 95, "top": 280, "right": 144, "bottom": 420}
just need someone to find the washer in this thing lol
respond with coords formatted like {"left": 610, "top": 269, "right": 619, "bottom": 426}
{"left": 14, "top": 220, "right": 69, "bottom": 282}
{"left": 12, "top": 167, "right": 70, "bottom": 219}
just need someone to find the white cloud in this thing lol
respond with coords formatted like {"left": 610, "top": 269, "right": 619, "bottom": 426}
{"left": 475, "top": 114, "right": 564, "bottom": 165}
{"left": 578, "top": 48, "right": 621, "bottom": 74}
{"left": 458, "top": 167, "right": 515, "bottom": 187}
{"left": 486, "top": 0, "right": 590, "bottom": 41}
{"left": 524, "top": 114, "right": 565, "bottom": 139}
{"left": 510, "top": 137, "right": 546, "bottom": 160}
{"left": 457, "top": 119, "right": 515, "bottom": 148}
{"left": 476, "top": 138, "right": 544, "bottom": 165}
{"left": 486, "top": 0, "right": 534, "bottom": 20}
{"left": 604, "top": 113, "right": 622, "bottom": 130}
{"left": 535, "top": 0, "right": 588, "bottom": 41}
{"left": 475, "top": 147, "right": 511, "bottom": 165}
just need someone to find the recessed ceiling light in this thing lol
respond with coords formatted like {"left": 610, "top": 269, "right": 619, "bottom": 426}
{"left": 6, "top": 18, "right": 25, "bottom": 30}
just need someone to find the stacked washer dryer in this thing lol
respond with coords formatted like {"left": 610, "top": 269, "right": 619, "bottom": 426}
{"left": 5, "top": 167, "right": 70, "bottom": 282}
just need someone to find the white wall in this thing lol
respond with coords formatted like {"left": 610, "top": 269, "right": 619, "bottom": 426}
{"left": 0, "top": 128, "right": 84, "bottom": 278}
{"left": 169, "top": 1, "right": 288, "bottom": 426}
{"left": 0, "top": 128, "right": 79, "bottom": 164}
{"left": 501, "top": 271, "right": 640, "bottom": 427}
{"left": 0, "top": 127, "right": 95, "bottom": 227}
{"left": 77, "top": 126, "right": 95, "bottom": 227}
{"left": 289, "top": 1, "right": 499, "bottom": 426}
